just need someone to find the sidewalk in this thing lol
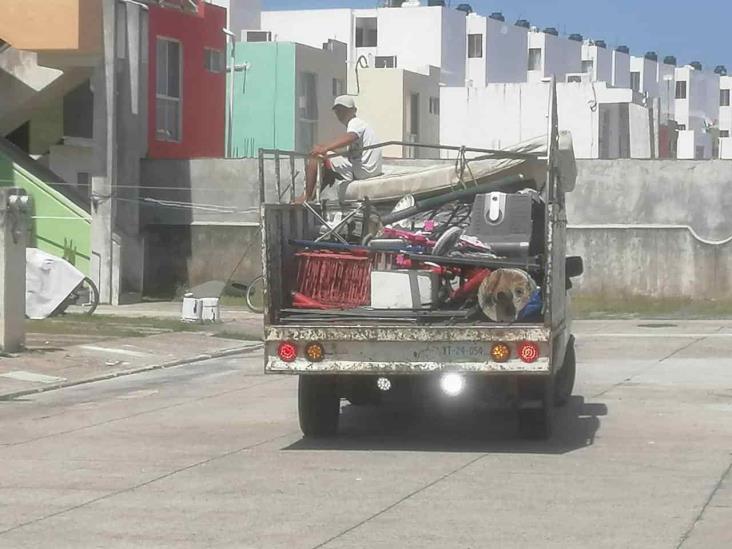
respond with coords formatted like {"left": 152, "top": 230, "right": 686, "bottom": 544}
{"left": 0, "top": 302, "right": 265, "bottom": 400}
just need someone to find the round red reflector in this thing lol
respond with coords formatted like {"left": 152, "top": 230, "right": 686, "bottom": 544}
{"left": 277, "top": 341, "right": 298, "bottom": 362}
{"left": 518, "top": 341, "right": 540, "bottom": 363}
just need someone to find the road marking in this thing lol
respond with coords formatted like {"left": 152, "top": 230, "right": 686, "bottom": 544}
{"left": 0, "top": 371, "right": 66, "bottom": 384}
{"left": 79, "top": 345, "right": 152, "bottom": 358}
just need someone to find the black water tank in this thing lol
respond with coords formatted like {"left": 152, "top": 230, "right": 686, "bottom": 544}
{"left": 616, "top": 45, "right": 630, "bottom": 54}
{"left": 690, "top": 61, "right": 702, "bottom": 71}
{"left": 594, "top": 40, "right": 607, "bottom": 49}
{"left": 645, "top": 51, "right": 658, "bottom": 61}
{"left": 568, "top": 33, "right": 583, "bottom": 42}
{"left": 543, "top": 27, "right": 559, "bottom": 36}
{"left": 515, "top": 19, "right": 530, "bottom": 29}
{"left": 664, "top": 55, "right": 677, "bottom": 66}
{"left": 427, "top": 0, "right": 445, "bottom": 6}
{"left": 489, "top": 12, "right": 505, "bottom": 21}
{"left": 715, "top": 65, "right": 728, "bottom": 76}
{"left": 456, "top": 4, "right": 473, "bottom": 14}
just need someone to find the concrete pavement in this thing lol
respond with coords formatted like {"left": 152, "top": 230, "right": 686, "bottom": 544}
{"left": 0, "top": 320, "right": 730, "bottom": 547}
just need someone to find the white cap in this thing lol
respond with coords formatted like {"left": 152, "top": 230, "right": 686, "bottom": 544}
{"left": 332, "top": 95, "right": 356, "bottom": 110}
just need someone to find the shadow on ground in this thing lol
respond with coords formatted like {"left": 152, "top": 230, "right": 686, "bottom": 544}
{"left": 285, "top": 395, "right": 607, "bottom": 455}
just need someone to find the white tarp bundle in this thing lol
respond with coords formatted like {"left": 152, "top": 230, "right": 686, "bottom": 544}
{"left": 25, "top": 248, "right": 85, "bottom": 319}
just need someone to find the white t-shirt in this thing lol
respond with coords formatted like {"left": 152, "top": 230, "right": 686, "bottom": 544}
{"left": 346, "top": 117, "right": 383, "bottom": 180}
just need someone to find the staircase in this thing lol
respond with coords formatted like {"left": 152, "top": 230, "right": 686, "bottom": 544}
{"left": 0, "top": 136, "right": 91, "bottom": 275}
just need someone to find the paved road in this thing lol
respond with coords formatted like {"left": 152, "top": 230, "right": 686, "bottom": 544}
{"left": 1, "top": 321, "right": 731, "bottom": 548}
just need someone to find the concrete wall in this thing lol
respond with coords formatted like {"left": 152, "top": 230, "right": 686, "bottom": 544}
{"left": 612, "top": 49, "right": 630, "bottom": 89}
{"left": 527, "top": 31, "right": 581, "bottom": 84}
{"left": 582, "top": 44, "right": 612, "bottom": 83}
{"left": 630, "top": 56, "right": 659, "bottom": 97}
{"left": 466, "top": 15, "right": 527, "bottom": 86}
{"left": 568, "top": 160, "right": 732, "bottom": 300}
{"left": 262, "top": 9, "right": 354, "bottom": 59}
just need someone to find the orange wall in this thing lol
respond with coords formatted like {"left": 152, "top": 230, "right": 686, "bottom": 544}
{"left": 0, "top": 0, "right": 101, "bottom": 53}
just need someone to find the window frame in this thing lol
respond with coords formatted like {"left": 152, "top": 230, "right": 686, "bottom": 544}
{"left": 155, "top": 36, "right": 183, "bottom": 143}
{"left": 355, "top": 17, "right": 378, "bottom": 48}
{"left": 467, "top": 34, "right": 483, "bottom": 59}
{"left": 720, "top": 130, "right": 730, "bottom": 138}
{"left": 204, "top": 47, "right": 225, "bottom": 73}
{"left": 675, "top": 80, "right": 687, "bottom": 100}
{"left": 721, "top": 89, "right": 731, "bottom": 107}
{"left": 528, "top": 48, "right": 542, "bottom": 71}
{"left": 630, "top": 71, "right": 641, "bottom": 92}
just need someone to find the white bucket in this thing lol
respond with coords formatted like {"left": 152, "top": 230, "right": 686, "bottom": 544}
{"left": 201, "top": 297, "right": 221, "bottom": 323}
{"left": 181, "top": 296, "right": 202, "bottom": 322}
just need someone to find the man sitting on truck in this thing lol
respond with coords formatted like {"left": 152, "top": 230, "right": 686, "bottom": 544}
{"left": 296, "top": 95, "right": 383, "bottom": 203}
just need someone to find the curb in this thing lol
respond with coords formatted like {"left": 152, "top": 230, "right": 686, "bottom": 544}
{"left": 0, "top": 342, "right": 263, "bottom": 401}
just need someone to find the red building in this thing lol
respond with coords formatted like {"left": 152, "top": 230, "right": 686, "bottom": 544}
{"left": 148, "top": 1, "right": 226, "bottom": 159}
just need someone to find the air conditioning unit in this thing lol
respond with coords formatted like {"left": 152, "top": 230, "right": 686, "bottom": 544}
{"left": 244, "top": 30, "right": 272, "bottom": 43}
{"left": 566, "top": 73, "right": 590, "bottom": 83}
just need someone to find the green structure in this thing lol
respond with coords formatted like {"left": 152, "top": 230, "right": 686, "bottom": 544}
{"left": 0, "top": 138, "right": 91, "bottom": 274}
{"left": 227, "top": 41, "right": 347, "bottom": 158}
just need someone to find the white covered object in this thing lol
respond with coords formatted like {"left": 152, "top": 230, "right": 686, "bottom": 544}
{"left": 25, "top": 248, "right": 85, "bottom": 320}
{"left": 181, "top": 296, "right": 202, "bottom": 322}
{"left": 201, "top": 297, "right": 221, "bottom": 322}
{"left": 370, "top": 270, "right": 438, "bottom": 309}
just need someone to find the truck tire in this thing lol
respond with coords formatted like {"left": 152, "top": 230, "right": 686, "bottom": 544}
{"left": 554, "top": 336, "right": 576, "bottom": 407}
{"left": 298, "top": 376, "right": 340, "bottom": 437}
{"left": 517, "top": 377, "right": 554, "bottom": 440}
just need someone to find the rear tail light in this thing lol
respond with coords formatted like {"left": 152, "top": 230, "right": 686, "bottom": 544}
{"left": 518, "top": 341, "right": 540, "bottom": 363}
{"left": 304, "top": 342, "right": 325, "bottom": 362}
{"left": 277, "top": 341, "right": 298, "bottom": 362}
{"left": 490, "top": 342, "right": 511, "bottom": 363}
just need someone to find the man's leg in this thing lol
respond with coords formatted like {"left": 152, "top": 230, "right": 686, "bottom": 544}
{"left": 302, "top": 156, "right": 320, "bottom": 202}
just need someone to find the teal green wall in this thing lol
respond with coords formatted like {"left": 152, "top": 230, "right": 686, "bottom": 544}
{"left": 227, "top": 42, "right": 296, "bottom": 158}
{"left": 0, "top": 150, "right": 91, "bottom": 275}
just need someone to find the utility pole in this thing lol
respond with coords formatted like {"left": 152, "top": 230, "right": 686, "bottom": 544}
{"left": 0, "top": 188, "right": 29, "bottom": 353}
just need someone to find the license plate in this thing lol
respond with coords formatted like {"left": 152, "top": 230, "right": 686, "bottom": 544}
{"left": 411, "top": 344, "right": 488, "bottom": 362}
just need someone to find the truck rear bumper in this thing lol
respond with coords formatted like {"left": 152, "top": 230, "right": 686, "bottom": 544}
{"left": 264, "top": 325, "right": 552, "bottom": 375}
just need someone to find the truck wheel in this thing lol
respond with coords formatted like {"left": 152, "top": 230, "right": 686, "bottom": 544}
{"left": 517, "top": 377, "right": 554, "bottom": 440}
{"left": 554, "top": 336, "right": 576, "bottom": 407}
{"left": 298, "top": 376, "right": 340, "bottom": 437}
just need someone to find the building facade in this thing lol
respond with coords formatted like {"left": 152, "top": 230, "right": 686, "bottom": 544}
{"left": 466, "top": 13, "right": 528, "bottom": 86}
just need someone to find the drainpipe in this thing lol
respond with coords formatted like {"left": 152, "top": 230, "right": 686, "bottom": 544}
{"left": 223, "top": 28, "right": 236, "bottom": 158}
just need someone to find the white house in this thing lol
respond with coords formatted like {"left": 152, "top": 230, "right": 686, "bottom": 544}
{"left": 630, "top": 52, "right": 660, "bottom": 97}
{"left": 674, "top": 64, "right": 720, "bottom": 159}
{"left": 261, "top": 5, "right": 467, "bottom": 87}
{"left": 440, "top": 81, "right": 654, "bottom": 159}
{"left": 581, "top": 40, "right": 613, "bottom": 83}
{"left": 612, "top": 46, "right": 631, "bottom": 88}
{"left": 527, "top": 28, "right": 582, "bottom": 84}
{"left": 719, "top": 74, "right": 732, "bottom": 158}
{"left": 466, "top": 13, "right": 528, "bottom": 86}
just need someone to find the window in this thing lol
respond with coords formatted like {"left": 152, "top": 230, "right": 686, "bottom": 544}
{"left": 156, "top": 38, "right": 182, "bottom": 142}
{"left": 467, "top": 34, "right": 482, "bottom": 58}
{"left": 204, "top": 48, "right": 224, "bottom": 73}
{"left": 409, "top": 93, "right": 419, "bottom": 135}
{"left": 677, "top": 124, "right": 686, "bottom": 131}
{"left": 332, "top": 78, "right": 345, "bottom": 97}
{"left": 429, "top": 97, "right": 440, "bottom": 115}
{"left": 721, "top": 130, "right": 730, "bottom": 138}
{"left": 245, "top": 31, "right": 271, "bottom": 43}
{"left": 298, "top": 72, "right": 318, "bottom": 152}
{"left": 581, "top": 60, "right": 594, "bottom": 74}
{"left": 528, "top": 48, "right": 542, "bottom": 71}
{"left": 675, "top": 81, "right": 687, "bottom": 99}
{"left": 355, "top": 17, "right": 378, "bottom": 48}
{"left": 630, "top": 71, "right": 641, "bottom": 92}
{"left": 721, "top": 89, "right": 731, "bottom": 107}
{"left": 374, "top": 56, "right": 396, "bottom": 69}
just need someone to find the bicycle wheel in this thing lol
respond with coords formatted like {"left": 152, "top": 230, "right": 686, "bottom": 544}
{"left": 245, "top": 275, "right": 265, "bottom": 313}
{"left": 60, "top": 277, "right": 100, "bottom": 316}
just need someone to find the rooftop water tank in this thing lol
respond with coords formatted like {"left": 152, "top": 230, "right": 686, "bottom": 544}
{"left": 456, "top": 4, "right": 473, "bottom": 14}
{"left": 664, "top": 56, "right": 677, "bottom": 66}
{"left": 543, "top": 27, "right": 559, "bottom": 36}
{"left": 594, "top": 40, "right": 607, "bottom": 49}
{"left": 615, "top": 45, "right": 630, "bottom": 54}
{"left": 515, "top": 19, "right": 530, "bottom": 29}
{"left": 568, "top": 33, "right": 583, "bottom": 42}
{"left": 645, "top": 51, "right": 658, "bottom": 61}
{"left": 714, "top": 65, "right": 728, "bottom": 76}
{"left": 690, "top": 61, "right": 702, "bottom": 71}
{"left": 427, "top": 0, "right": 445, "bottom": 6}
{"left": 489, "top": 12, "right": 505, "bottom": 21}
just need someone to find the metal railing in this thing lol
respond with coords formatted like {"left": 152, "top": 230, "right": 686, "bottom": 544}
{"left": 257, "top": 140, "right": 545, "bottom": 205}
